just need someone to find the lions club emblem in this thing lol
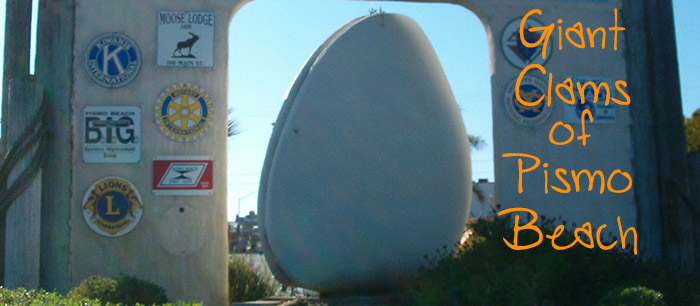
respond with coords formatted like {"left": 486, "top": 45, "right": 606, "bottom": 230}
{"left": 155, "top": 83, "right": 213, "bottom": 142}
{"left": 82, "top": 177, "right": 143, "bottom": 237}
{"left": 504, "top": 75, "right": 552, "bottom": 127}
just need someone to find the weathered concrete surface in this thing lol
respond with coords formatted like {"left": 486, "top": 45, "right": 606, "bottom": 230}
{"left": 232, "top": 295, "right": 402, "bottom": 306}
{"left": 631, "top": 0, "right": 692, "bottom": 272}
{"left": 1, "top": 0, "right": 32, "bottom": 147}
{"left": 4, "top": 79, "right": 43, "bottom": 289}
{"left": 688, "top": 152, "right": 700, "bottom": 273}
{"left": 0, "top": 0, "right": 33, "bottom": 286}
{"left": 35, "top": 0, "right": 76, "bottom": 293}
{"left": 65, "top": 1, "right": 249, "bottom": 304}
{"left": 621, "top": 0, "right": 664, "bottom": 262}
{"left": 466, "top": 0, "right": 637, "bottom": 246}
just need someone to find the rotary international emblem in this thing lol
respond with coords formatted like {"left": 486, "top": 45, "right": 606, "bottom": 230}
{"left": 155, "top": 83, "right": 213, "bottom": 142}
{"left": 82, "top": 177, "right": 143, "bottom": 237}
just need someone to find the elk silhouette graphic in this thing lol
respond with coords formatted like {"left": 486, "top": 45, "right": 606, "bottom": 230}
{"left": 173, "top": 32, "right": 200, "bottom": 58}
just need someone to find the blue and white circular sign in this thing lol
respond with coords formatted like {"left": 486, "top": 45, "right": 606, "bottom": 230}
{"left": 501, "top": 17, "right": 552, "bottom": 69}
{"left": 84, "top": 32, "right": 141, "bottom": 88}
{"left": 82, "top": 176, "right": 143, "bottom": 237}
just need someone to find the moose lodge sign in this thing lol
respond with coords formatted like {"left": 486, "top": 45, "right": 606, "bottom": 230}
{"left": 157, "top": 11, "right": 214, "bottom": 67}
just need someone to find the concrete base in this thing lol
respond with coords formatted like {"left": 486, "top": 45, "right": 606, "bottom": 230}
{"left": 233, "top": 295, "right": 404, "bottom": 306}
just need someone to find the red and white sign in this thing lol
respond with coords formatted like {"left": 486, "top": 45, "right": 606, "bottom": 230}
{"left": 153, "top": 155, "right": 213, "bottom": 196}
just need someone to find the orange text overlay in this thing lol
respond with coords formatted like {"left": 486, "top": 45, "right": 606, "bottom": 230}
{"left": 501, "top": 153, "right": 632, "bottom": 195}
{"left": 515, "top": 9, "right": 631, "bottom": 148}
{"left": 520, "top": 8, "right": 625, "bottom": 59}
{"left": 498, "top": 207, "right": 637, "bottom": 255}
{"left": 515, "top": 64, "right": 630, "bottom": 109}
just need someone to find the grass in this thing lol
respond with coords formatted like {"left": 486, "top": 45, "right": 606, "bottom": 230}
{"left": 229, "top": 254, "right": 279, "bottom": 303}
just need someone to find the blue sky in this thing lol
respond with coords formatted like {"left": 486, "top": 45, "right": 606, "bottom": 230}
{"left": 0, "top": 1, "right": 697, "bottom": 221}
{"left": 227, "top": 1, "right": 493, "bottom": 219}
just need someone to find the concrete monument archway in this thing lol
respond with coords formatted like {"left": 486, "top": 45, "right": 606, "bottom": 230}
{"left": 0, "top": 0, "right": 686, "bottom": 305}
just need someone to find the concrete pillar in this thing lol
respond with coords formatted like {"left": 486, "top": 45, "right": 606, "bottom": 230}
{"left": 34, "top": 1, "right": 250, "bottom": 304}
{"left": 688, "top": 152, "right": 700, "bottom": 272}
{"left": 4, "top": 79, "right": 43, "bottom": 289}
{"left": 35, "top": 0, "right": 75, "bottom": 292}
{"left": 459, "top": 0, "right": 637, "bottom": 243}
{"left": 1, "top": 0, "right": 33, "bottom": 286}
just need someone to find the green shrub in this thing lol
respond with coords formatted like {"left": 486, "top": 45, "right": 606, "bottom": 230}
{"left": 407, "top": 214, "right": 700, "bottom": 306}
{"left": 229, "top": 255, "right": 277, "bottom": 302}
{"left": 67, "top": 275, "right": 118, "bottom": 302}
{"left": 0, "top": 286, "right": 199, "bottom": 305}
{"left": 0, "top": 287, "right": 99, "bottom": 305}
{"left": 113, "top": 275, "right": 170, "bottom": 305}
{"left": 599, "top": 286, "right": 666, "bottom": 306}
{"left": 69, "top": 274, "right": 169, "bottom": 305}
{"left": 685, "top": 108, "right": 700, "bottom": 152}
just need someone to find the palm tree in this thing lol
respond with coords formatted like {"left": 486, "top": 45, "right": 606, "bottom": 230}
{"left": 469, "top": 134, "right": 486, "bottom": 202}
{"left": 228, "top": 108, "right": 239, "bottom": 137}
{"left": 468, "top": 134, "right": 485, "bottom": 150}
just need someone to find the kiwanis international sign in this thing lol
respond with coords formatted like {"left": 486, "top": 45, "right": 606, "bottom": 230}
{"left": 83, "top": 32, "right": 141, "bottom": 88}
